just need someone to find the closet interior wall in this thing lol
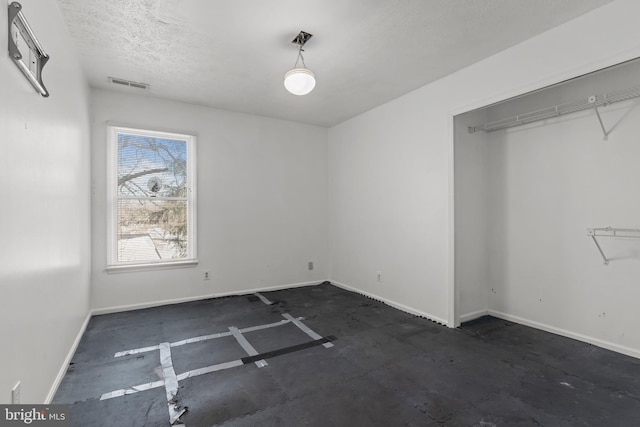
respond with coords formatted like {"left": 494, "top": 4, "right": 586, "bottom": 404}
{"left": 454, "top": 110, "right": 490, "bottom": 322}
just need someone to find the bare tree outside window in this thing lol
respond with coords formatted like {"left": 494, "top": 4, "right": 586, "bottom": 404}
{"left": 111, "top": 130, "right": 194, "bottom": 264}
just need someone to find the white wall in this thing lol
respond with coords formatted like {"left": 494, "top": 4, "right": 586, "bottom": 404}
{"left": 90, "top": 90, "right": 328, "bottom": 311}
{"left": 0, "top": 0, "right": 91, "bottom": 403}
{"left": 328, "top": 91, "right": 452, "bottom": 322}
{"left": 454, "top": 111, "right": 489, "bottom": 322}
{"left": 328, "top": 0, "right": 640, "bottom": 330}
{"left": 484, "top": 60, "right": 640, "bottom": 356}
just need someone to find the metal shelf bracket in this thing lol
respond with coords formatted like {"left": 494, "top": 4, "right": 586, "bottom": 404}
{"left": 588, "top": 95, "right": 611, "bottom": 140}
{"left": 593, "top": 106, "right": 610, "bottom": 140}
{"left": 587, "top": 227, "right": 640, "bottom": 265}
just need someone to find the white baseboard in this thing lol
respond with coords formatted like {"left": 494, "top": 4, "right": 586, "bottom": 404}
{"left": 330, "top": 280, "right": 448, "bottom": 325}
{"left": 459, "top": 309, "right": 488, "bottom": 323}
{"left": 45, "top": 312, "right": 92, "bottom": 404}
{"left": 488, "top": 309, "right": 640, "bottom": 360}
{"left": 91, "top": 280, "right": 324, "bottom": 316}
{"left": 213, "top": 280, "right": 321, "bottom": 298}
{"left": 91, "top": 293, "right": 217, "bottom": 316}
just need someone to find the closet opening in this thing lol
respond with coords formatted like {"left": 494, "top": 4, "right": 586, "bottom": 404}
{"left": 452, "top": 57, "right": 640, "bottom": 358}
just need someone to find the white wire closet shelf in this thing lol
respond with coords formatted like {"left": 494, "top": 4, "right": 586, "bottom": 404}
{"left": 469, "top": 85, "right": 640, "bottom": 134}
{"left": 587, "top": 227, "right": 640, "bottom": 265}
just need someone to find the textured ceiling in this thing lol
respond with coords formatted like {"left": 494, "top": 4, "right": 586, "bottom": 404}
{"left": 57, "top": 0, "right": 614, "bottom": 127}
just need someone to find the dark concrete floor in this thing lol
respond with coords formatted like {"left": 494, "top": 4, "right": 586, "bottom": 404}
{"left": 54, "top": 283, "right": 640, "bottom": 426}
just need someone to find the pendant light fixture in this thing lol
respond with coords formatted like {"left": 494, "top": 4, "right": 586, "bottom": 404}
{"left": 284, "top": 31, "right": 316, "bottom": 96}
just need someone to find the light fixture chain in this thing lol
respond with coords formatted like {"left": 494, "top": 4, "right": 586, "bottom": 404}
{"left": 293, "top": 44, "right": 307, "bottom": 69}
{"left": 299, "top": 47, "right": 307, "bottom": 68}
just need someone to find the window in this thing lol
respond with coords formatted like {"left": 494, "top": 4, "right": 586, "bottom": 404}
{"left": 107, "top": 126, "right": 197, "bottom": 270}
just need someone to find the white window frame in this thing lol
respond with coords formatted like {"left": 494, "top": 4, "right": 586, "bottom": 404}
{"left": 106, "top": 125, "right": 197, "bottom": 272}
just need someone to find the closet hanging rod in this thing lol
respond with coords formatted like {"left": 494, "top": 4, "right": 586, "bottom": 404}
{"left": 587, "top": 226, "right": 640, "bottom": 265}
{"left": 469, "top": 85, "right": 640, "bottom": 133}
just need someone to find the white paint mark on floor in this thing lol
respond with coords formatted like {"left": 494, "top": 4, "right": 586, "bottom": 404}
{"left": 100, "top": 360, "right": 248, "bottom": 401}
{"left": 560, "top": 382, "right": 575, "bottom": 389}
{"left": 229, "top": 326, "right": 268, "bottom": 367}
{"left": 282, "top": 313, "right": 334, "bottom": 348}
{"left": 100, "top": 311, "right": 333, "bottom": 426}
{"left": 114, "top": 317, "right": 304, "bottom": 357}
{"left": 176, "top": 360, "right": 244, "bottom": 381}
{"left": 160, "top": 342, "right": 186, "bottom": 426}
{"left": 254, "top": 292, "right": 274, "bottom": 305}
{"left": 115, "top": 344, "right": 161, "bottom": 357}
{"left": 100, "top": 379, "right": 166, "bottom": 400}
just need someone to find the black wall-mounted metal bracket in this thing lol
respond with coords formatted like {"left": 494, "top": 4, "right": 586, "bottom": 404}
{"left": 8, "top": 2, "right": 50, "bottom": 97}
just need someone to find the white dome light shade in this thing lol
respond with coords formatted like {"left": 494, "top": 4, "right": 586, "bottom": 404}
{"left": 284, "top": 68, "right": 316, "bottom": 95}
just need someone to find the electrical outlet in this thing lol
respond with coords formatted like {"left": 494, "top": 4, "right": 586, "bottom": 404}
{"left": 308, "top": 261, "right": 314, "bottom": 271}
{"left": 376, "top": 271, "right": 382, "bottom": 283}
{"left": 12, "top": 381, "right": 20, "bottom": 404}
{"left": 203, "top": 271, "right": 210, "bottom": 280}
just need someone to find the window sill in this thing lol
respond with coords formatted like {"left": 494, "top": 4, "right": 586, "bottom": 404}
{"left": 105, "top": 259, "right": 199, "bottom": 274}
